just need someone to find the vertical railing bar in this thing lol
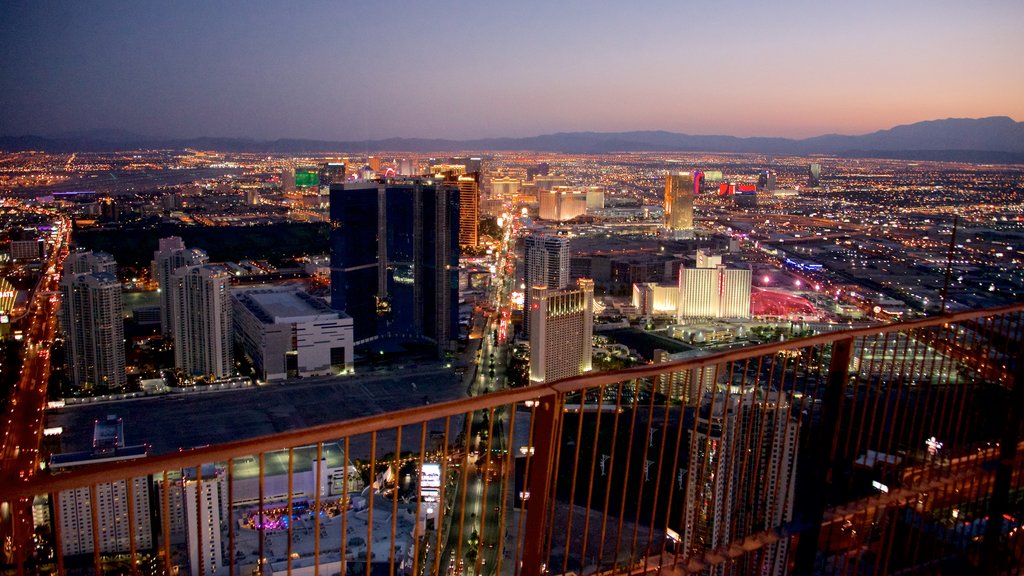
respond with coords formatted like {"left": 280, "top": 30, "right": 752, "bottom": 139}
{"left": 514, "top": 404, "right": 536, "bottom": 576}
{"left": 793, "top": 337, "right": 852, "bottom": 575}
{"left": 494, "top": 400, "right": 517, "bottom": 576}
{"left": 259, "top": 452, "right": 266, "bottom": 575}
{"left": 196, "top": 463, "right": 205, "bottom": 576}
{"left": 631, "top": 376, "right": 662, "bottom": 567}
{"left": 891, "top": 327, "right": 924, "bottom": 471}
{"left": 287, "top": 447, "right": 294, "bottom": 575}
{"left": 579, "top": 382, "right": 607, "bottom": 570}
{"left": 313, "top": 444, "right": 321, "bottom": 576}
{"left": 389, "top": 427, "right": 402, "bottom": 576}
{"left": 127, "top": 474, "right": 139, "bottom": 576}
{"left": 431, "top": 417, "right": 450, "bottom": 576}
{"left": 839, "top": 335, "right": 869, "bottom": 461}
{"left": 658, "top": 366, "right": 694, "bottom": 568}
{"left": 855, "top": 332, "right": 890, "bottom": 463}
{"left": 341, "top": 436, "right": 349, "bottom": 576}
{"left": 229, "top": 458, "right": 237, "bottom": 576}
{"left": 455, "top": 412, "right": 472, "bottom": 568}
{"left": 677, "top": 363, "right": 716, "bottom": 569}
{"left": 52, "top": 491, "right": 65, "bottom": 575}
{"left": 543, "top": 394, "right": 568, "bottom": 567}
{"left": 162, "top": 471, "right": 172, "bottom": 576}
{"left": 91, "top": 483, "right": 101, "bottom": 575}
{"left": 771, "top": 348, "right": 801, "bottom": 575}
{"left": 411, "top": 423, "right": 426, "bottom": 576}
{"left": 851, "top": 333, "right": 883, "bottom": 463}
{"left": 522, "top": 392, "right": 563, "bottom": 576}
{"left": 596, "top": 381, "right": 625, "bottom": 570}
{"left": 643, "top": 371, "right": 677, "bottom": 569}
{"left": 876, "top": 331, "right": 906, "bottom": 466}
{"left": 366, "top": 431, "right": 376, "bottom": 576}
{"left": 475, "top": 407, "right": 497, "bottom": 576}
{"left": 611, "top": 379, "right": 642, "bottom": 568}
{"left": 561, "top": 386, "right": 590, "bottom": 576}
{"left": 981, "top": 321, "right": 1024, "bottom": 572}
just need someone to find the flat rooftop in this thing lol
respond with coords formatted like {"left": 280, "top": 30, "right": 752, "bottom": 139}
{"left": 236, "top": 288, "right": 350, "bottom": 323}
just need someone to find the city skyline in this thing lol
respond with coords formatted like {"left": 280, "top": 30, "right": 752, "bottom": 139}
{"left": 2, "top": 1, "right": 1023, "bottom": 141}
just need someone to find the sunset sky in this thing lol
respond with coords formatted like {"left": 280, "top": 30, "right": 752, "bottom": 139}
{"left": 1, "top": 0, "right": 1021, "bottom": 140}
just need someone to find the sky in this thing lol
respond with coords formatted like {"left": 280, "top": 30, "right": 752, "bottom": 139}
{"left": 1, "top": 1, "right": 1022, "bottom": 141}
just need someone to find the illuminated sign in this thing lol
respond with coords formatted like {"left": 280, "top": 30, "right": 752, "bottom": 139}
{"left": 421, "top": 463, "right": 441, "bottom": 488}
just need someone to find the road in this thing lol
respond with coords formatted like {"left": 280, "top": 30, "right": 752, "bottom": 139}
{"left": 434, "top": 213, "right": 519, "bottom": 576}
{"left": 0, "top": 213, "right": 70, "bottom": 566}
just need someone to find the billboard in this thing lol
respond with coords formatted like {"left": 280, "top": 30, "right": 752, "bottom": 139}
{"left": 295, "top": 169, "right": 320, "bottom": 188}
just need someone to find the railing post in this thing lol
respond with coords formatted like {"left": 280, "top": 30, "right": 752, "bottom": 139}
{"left": 981, "top": 334, "right": 1024, "bottom": 571}
{"left": 793, "top": 337, "right": 852, "bottom": 575}
{"left": 522, "top": 395, "right": 562, "bottom": 576}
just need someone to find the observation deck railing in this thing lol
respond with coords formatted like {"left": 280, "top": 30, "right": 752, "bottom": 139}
{"left": 2, "top": 303, "right": 1022, "bottom": 575}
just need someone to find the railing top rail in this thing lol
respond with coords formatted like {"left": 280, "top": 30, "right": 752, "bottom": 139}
{"left": 3, "top": 302, "right": 1021, "bottom": 499}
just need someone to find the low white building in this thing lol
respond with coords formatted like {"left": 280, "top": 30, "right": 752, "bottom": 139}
{"left": 233, "top": 287, "right": 354, "bottom": 382}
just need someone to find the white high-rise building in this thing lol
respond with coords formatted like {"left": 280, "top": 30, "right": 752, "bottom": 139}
{"left": 232, "top": 287, "right": 355, "bottom": 381}
{"left": 171, "top": 264, "right": 233, "bottom": 379}
{"left": 523, "top": 234, "right": 569, "bottom": 337}
{"left": 182, "top": 466, "right": 226, "bottom": 576}
{"left": 538, "top": 187, "right": 588, "bottom": 221}
{"left": 528, "top": 279, "right": 594, "bottom": 384}
{"left": 60, "top": 251, "right": 126, "bottom": 390}
{"left": 683, "top": 391, "right": 798, "bottom": 575}
{"left": 677, "top": 265, "right": 751, "bottom": 320}
{"left": 56, "top": 478, "right": 153, "bottom": 557}
{"left": 152, "top": 237, "right": 209, "bottom": 336}
{"left": 50, "top": 417, "right": 152, "bottom": 557}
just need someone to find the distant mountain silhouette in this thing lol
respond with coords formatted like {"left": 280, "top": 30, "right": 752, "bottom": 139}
{"left": 3, "top": 117, "right": 1022, "bottom": 163}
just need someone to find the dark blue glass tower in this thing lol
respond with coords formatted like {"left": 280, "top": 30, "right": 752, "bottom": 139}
{"left": 330, "top": 179, "right": 459, "bottom": 354}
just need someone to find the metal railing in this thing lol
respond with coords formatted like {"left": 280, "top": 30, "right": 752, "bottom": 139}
{"left": 2, "top": 303, "right": 1023, "bottom": 575}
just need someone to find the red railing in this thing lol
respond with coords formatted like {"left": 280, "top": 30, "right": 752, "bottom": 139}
{"left": 2, "top": 303, "right": 1023, "bottom": 575}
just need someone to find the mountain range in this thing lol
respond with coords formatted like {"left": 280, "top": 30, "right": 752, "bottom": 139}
{"left": 2, "top": 117, "right": 1023, "bottom": 163}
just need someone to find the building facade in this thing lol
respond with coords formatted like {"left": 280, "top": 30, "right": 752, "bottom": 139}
{"left": 233, "top": 287, "right": 354, "bottom": 381}
{"left": 677, "top": 266, "right": 752, "bottom": 320}
{"left": 329, "top": 179, "right": 460, "bottom": 353}
{"left": 523, "top": 234, "right": 570, "bottom": 337}
{"left": 528, "top": 279, "right": 594, "bottom": 384}
{"left": 665, "top": 172, "right": 700, "bottom": 234}
{"left": 152, "top": 237, "right": 209, "bottom": 336}
{"left": 60, "top": 251, "right": 126, "bottom": 390}
{"left": 171, "top": 264, "right": 233, "bottom": 379}
{"left": 457, "top": 174, "right": 480, "bottom": 249}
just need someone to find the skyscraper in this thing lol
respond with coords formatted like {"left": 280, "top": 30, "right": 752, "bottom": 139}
{"left": 665, "top": 172, "right": 701, "bottom": 235}
{"left": 60, "top": 251, "right": 126, "bottom": 390}
{"left": 677, "top": 261, "right": 752, "bottom": 320}
{"left": 808, "top": 163, "right": 821, "bottom": 187}
{"left": 318, "top": 161, "right": 347, "bottom": 186}
{"left": 152, "top": 237, "right": 208, "bottom": 336}
{"left": 456, "top": 174, "right": 480, "bottom": 249}
{"left": 683, "top": 390, "right": 798, "bottom": 575}
{"left": 523, "top": 234, "right": 570, "bottom": 337}
{"left": 528, "top": 279, "right": 594, "bottom": 384}
{"left": 329, "top": 178, "right": 460, "bottom": 353}
{"left": 171, "top": 264, "right": 233, "bottom": 379}
{"left": 183, "top": 465, "right": 226, "bottom": 576}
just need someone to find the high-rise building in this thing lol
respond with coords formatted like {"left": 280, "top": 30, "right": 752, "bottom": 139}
{"left": 171, "top": 264, "right": 233, "bottom": 379}
{"left": 280, "top": 166, "right": 296, "bottom": 192}
{"left": 456, "top": 174, "right": 480, "bottom": 249}
{"left": 538, "top": 187, "right": 588, "bottom": 221}
{"left": 49, "top": 416, "right": 152, "bottom": 558}
{"left": 152, "top": 237, "right": 209, "bottom": 336}
{"left": 682, "top": 391, "right": 798, "bottom": 575}
{"left": 232, "top": 287, "right": 354, "bottom": 381}
{"left": 677, "top": 262, "right": 751, "bottom": 320}
{"left": 182, "top": 465, "right": 226, "bottom": 576}
{"left": 60, "top": 251, "right": 126, "bottom": 390}
{"left": 329, "top": 179, "right": 459, "bottom": 353}
{"left": 490, "top": 176, "right": 521, "bottom": 200}
{"left": 523, "top": 234, "right": 570, "bottom": 337}
{"left": 665, "top": 172, "right": 701, "bottom": 235}
{"left": 319, "top": 162, "right": 347, "bottom": 187}
{"left": 756, "top": 170, "right": 777, "bottom": 192}
{"left": 528, "top": 279, "right": 594, "bottom": 384}
{"left": 808, "top": 163, "right": 821, "bottom": 187}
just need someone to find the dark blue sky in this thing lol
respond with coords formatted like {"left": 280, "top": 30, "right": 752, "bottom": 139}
{"left": 1, "top": 1, "right": 1021, "bottom": 140}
